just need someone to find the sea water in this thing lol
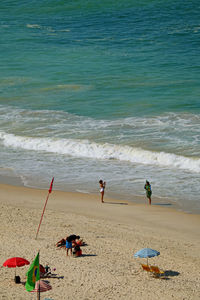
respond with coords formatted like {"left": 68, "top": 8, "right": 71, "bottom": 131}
{"left": 0, "top": 0, "right": 200, "bottom": 213}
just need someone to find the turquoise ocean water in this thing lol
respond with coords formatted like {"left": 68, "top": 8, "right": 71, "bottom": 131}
{"left": 0, "top": 0, "right": 200, "bottom": 213}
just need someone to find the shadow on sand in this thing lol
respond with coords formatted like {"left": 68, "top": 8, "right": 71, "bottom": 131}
{"left": 153, "top": 203, "right": 172, "bottom": 206}
{"left": 164, "top": 270, "right": 180, "bottom": 277}
{"left": 80, "top": 254, "right": 97, "bottom": 257}
{"left": 104, "top": 201, "right": 128, "bottom": 205}
{"left": 21, "top": 280, "right": 52, "bottom": 286}
{"left": 20, "top": 274, "right": 64, "bottom": 286}
{"left": 41, "top": 274, "right": 64, "bottom": 279}
{"left": 153, "top": 270, "right": 180, "bottom": 280}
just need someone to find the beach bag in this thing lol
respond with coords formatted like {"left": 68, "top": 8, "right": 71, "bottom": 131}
{"left": 15, "top": 275, "right": 21, "bottom": 284}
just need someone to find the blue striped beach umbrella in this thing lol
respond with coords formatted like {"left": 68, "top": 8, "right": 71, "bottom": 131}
{"left": 134, "top": 248, "right": 160, "bottom": 265}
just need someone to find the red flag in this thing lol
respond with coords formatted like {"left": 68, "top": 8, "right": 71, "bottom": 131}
{"left": 49, "top": 177, "right": 54, "bottom": 193}
{"left": 35, "top": 177, "right": 54, "bottom": 239}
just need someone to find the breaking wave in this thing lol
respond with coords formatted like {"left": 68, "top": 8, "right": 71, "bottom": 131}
{"left": 0, "top": 131, "right": 200, "bottom": 173}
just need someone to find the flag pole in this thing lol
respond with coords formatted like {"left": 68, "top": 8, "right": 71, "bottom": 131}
{"left": 35, "top": 177, "right": 54, "bottom": 240}
{"left": 37, "top": 251, "right": 40, "bottom": 300}
{"left": 37, "top": 281, "right": 40, "bottom": 300}
{"left": 25, "top": 251, "right": 40, "bottom": 293}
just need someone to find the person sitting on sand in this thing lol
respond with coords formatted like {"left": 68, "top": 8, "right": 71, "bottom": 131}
{"left": 73, "top": 244, "right": 82, "bottom": 257}
{"left": 144, "top": 180, "right": 152, "bottom": 205}
{"left": 99, "top": 179, "right": 106, "bottom": 203}
{"left": 40, "top": 264, "right": 52, "bottom": 277}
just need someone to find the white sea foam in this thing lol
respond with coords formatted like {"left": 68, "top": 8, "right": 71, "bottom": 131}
{"left": 26, "top": 24, "right": 41, "bottom": 29}
{"left": 0, "top": 131, "right": 200, "bottom": 173}
{"left": 59, "top": 29, "right": 70, "bottom": 32}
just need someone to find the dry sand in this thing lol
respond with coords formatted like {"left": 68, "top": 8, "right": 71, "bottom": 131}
{"left": 0, "top": 183, "right": 200, "bottom": 300}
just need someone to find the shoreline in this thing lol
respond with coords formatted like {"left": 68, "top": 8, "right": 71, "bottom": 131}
{"left": 1, "top": 182, "right": 200, "bottom": 242}
{"left": 0, "top": 183, "right": 200, "bottom": 299}
{"left": 0, "top": 173, "right": 198, "bottom": 215}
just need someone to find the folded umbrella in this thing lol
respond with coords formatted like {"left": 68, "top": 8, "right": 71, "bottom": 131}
{"left": 30, "top": 280, "right": 52, "bottom": 292}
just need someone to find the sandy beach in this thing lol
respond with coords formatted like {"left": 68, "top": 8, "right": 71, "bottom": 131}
{"left": 0, "top": 183, "right": 200, "bottom": 300}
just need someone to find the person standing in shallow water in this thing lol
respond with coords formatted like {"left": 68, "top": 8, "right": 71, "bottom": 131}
{"left": 99, "top": 180, "right": 106, "bottom": 203}
{"left": 144, "top": 180, "right": 152, "bottom": 205}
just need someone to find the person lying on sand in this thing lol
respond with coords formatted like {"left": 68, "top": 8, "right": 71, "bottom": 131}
{"left": 56, "top": 238, "right": 66, "bottom": 248}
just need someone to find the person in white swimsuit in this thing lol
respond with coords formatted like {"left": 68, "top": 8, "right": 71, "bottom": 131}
{"left": 99, "top": 180, "right": 106, "bottom": 203}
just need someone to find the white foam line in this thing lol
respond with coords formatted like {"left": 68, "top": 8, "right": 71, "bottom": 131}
{"left": 0, "top": 131, "right": 200, "bottom": 173}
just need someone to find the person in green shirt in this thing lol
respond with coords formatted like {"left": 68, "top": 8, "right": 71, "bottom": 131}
{"left": 144, "top": 180, "right": 152, "bottom": 205}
